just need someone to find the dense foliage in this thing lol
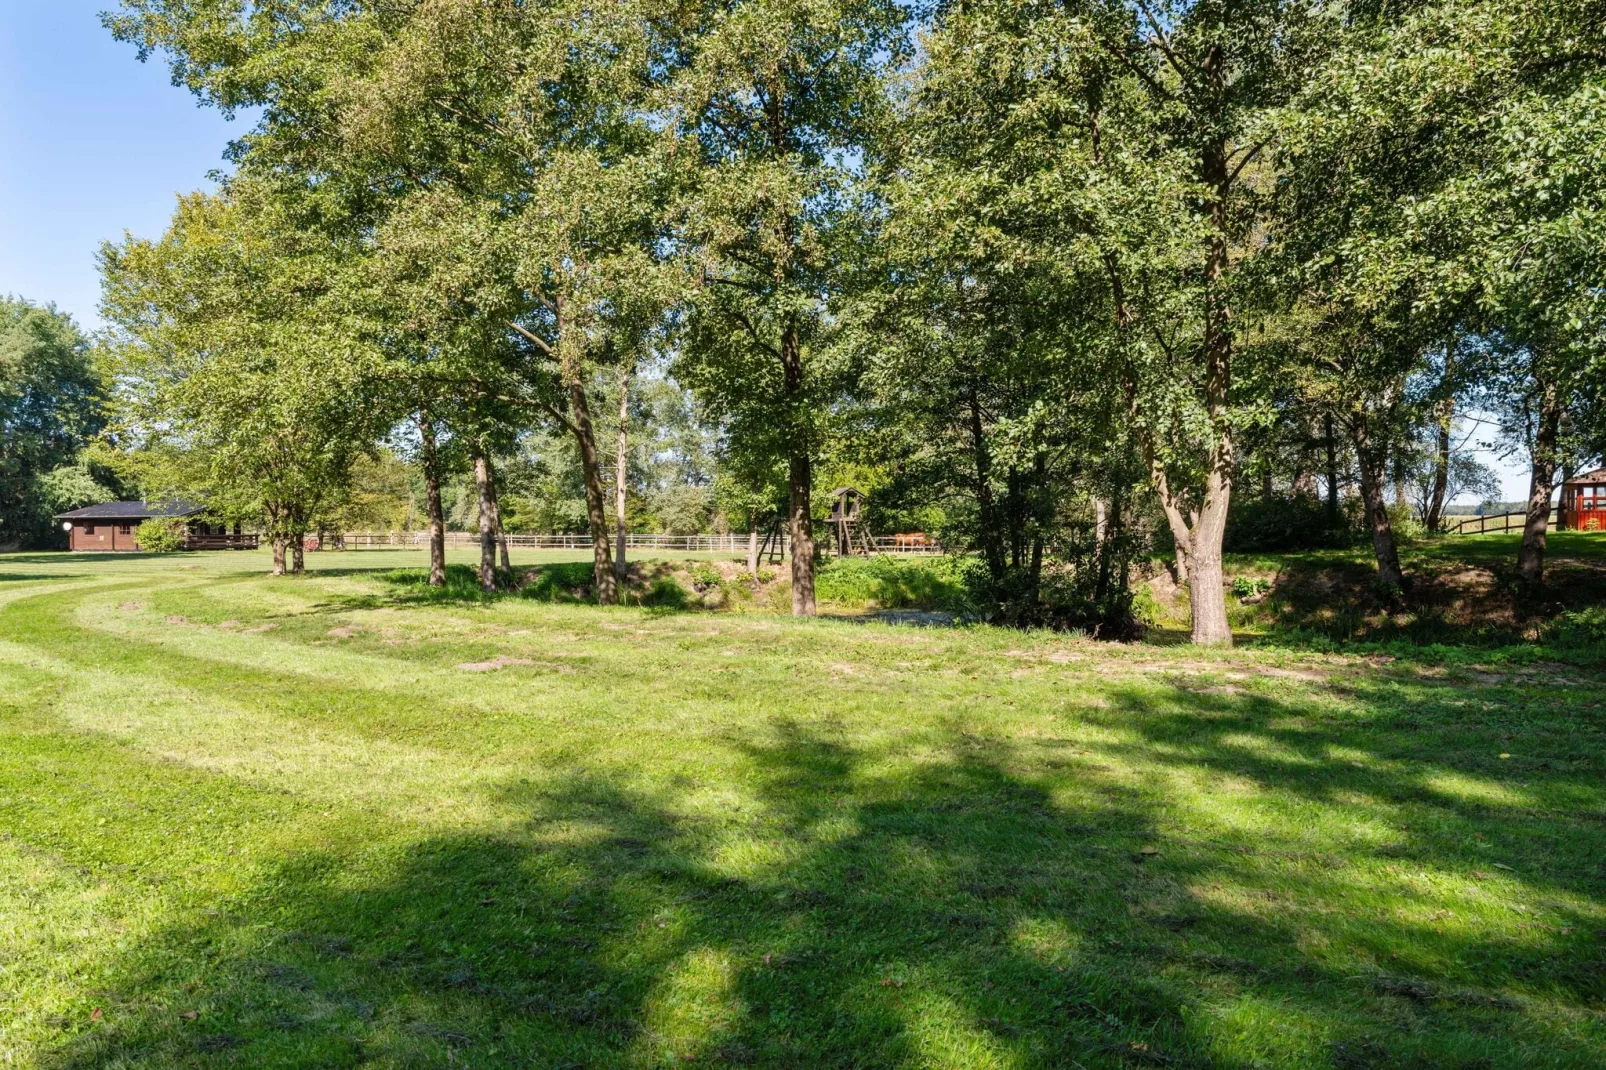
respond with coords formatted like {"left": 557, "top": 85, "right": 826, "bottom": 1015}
{"left": 0, "top": 298, "right": 106, "bottom": 549}
{"left": 69, "top": 0, "right": 1606, "bottom": 638}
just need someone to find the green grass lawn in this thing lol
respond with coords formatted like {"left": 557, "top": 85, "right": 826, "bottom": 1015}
{"left": 1, "top": 547, "right": 1603, "bottom": 1067}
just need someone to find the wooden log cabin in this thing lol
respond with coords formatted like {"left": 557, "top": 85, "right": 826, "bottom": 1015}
{"left": 54, "top": 502, "right": 259, "bottom": 552}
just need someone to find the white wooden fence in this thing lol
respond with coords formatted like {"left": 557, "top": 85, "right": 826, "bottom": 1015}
{"left": 334, "top": 531, "right": 944, "bottom": 554}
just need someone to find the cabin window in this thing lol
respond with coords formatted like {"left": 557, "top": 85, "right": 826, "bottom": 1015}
{"left": 83, "top": 524, "right": 95, "bottom": 535}
{"left": 119, "top": 524, "right": 132, "bottom": 535}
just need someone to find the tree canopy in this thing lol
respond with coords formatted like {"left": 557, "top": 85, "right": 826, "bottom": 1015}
{"left": 0, "top": 297, "right": 106, "bottom": 549}
{"left": 70, "top": 0, "right": 1606, "bottom": 632}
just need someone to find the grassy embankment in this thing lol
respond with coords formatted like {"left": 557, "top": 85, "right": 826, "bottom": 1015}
{"left": 1143, "top": 532, "right": 1606, "bottom": 660}
{"left": 0, "top": 544, "right": 1602, "bottom": 1067}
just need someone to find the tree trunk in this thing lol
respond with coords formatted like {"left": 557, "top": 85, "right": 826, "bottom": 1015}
{"left": 1028, "top": 533, "right": 1044, "bottom": 607}
{"left": 1095, "top": 483, "right": 1125, "bottom": 602}
{"left": 1517, "top": 375, "right": 1562, "bottom": 586}
{"left": 1006, "top": 466, "right": 1025, "bottom": 571}
{"left": 614, "top": 357, "right": 632, "bottom": 582}
{"left": 1557, "top": 463, "right": 1573, "bottom": 532}
{"left": 747, "top": 521, "right": 759, "bottom": 578}
{"left": 291, "top": 535, "right": 305, "bottom": 574}
{"left": 1111, "top": 479, "right": 1130, "bottom": 597}
{"left": 1190, "top": 466, "right": 1233, "bottom": 645}
{"left": 571, "top": 385, "right": 616, "bottom": 605}
{"left": 557, "top": 302, "right": 616, "bottom": 605}
{"left": 1426, "top": 415, "right": 1452, "bottom": 533}
{"left": 1352, "top": 416, "right": 1405, "bottom": 592}
{"left": 787, "top": 453, "right": 815, "bottom": 616}
{"left": 968, "top": 380, "right": 1007, "bottom": 587}
{"left": 418, "top": 412, "right": 446, "bottom": 588}
{"left": 1425, "top": 339, "right": 1456, "bottom": 533}
{"left": 781, "top": 321, "right": 814, "bottom": 616}
{"left": 472, "top": 447, "right": 498, "bottom": 593}
{"left": 481, "top": 451, "right": 511, "bottom": 572}
{"left": 270, "top": 534, "right": 288, "bottom": 576}
{"left": 1176, "top": 106, "right": 1238, "bottom": 646}
{"left": 1150, "top": 463, "right": 1193, "bottom": 587}
{"left": 1324, "top": 413, "right": 1341, "bottom": 526}
{"left": 495, "top": 502, "right": 511, "bottom": 572}
{"left": 1292, "top": 465, "right": 1317, "bottom": 498}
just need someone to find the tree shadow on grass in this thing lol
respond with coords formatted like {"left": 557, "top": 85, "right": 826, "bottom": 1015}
{"left": 41, "top": 731, "right": 1192, "bottom": 1068}
{"left": 1087, "top": 681, "right": 1606, "bottom": 998}
{"left": 36, "top": 710, "right": 1606, "bottom": 1069}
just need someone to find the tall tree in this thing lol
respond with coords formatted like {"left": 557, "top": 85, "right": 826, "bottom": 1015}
{"left": 1084, "top": 0, "right": 1325, "bottom": 643}
{"left": 0, "top": 299, "right": 105, "bottom": 548}
{"left": 670, "top": 0, "right": 906, "bottom": 617}
{"left": 108, "top": 0, "right": 680, "bottom": 603}
{"left": 100, "top": 181, "right": 382, "bottom": 575}
{"left": 894, "top": 0, "right": 1321, "bottom": 641}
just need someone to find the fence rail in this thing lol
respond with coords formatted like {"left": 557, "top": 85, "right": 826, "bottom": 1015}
{"left": 184, "top": 533, "right": 260, "bottom": 551}
{"left": 1443, "top": 509, "right": 1558, "bottom": 536}
{"left": 332, "top": 531, "right": 943, "bottom": 555}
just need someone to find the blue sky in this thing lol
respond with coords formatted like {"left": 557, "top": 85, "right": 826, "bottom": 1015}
{"left": 1, "top": 1, "right": 1532, "bottom": 501}
{"left": 0, "top": 1, "right": 245, "bottom": 331}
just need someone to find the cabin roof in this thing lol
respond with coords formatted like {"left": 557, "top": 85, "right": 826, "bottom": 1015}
{"left": 1563, "top": 468, "right": 1606, "bottom": 487}
{"left": 54, "top": 500, "right": 206, "bottom": 521}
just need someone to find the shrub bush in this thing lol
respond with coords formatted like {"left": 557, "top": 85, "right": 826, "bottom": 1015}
{"left": 1230, "top": 575, "right": 1271, "bottom": 599}
{"left": 517, "top": 562, "right": 596, "bottom": 602}
{"left": 687, "top": 563, "right": 723, "bottom": 591}
{"left": 637, "top": 578, "right": 690, "bottom": 608}
{"left": 814, "top": 555, "right": 979, "bottom": 612}
{"left": 135, "top": 518, "right": 186, "bottom": 553}
{"left": 1385, "top": 503, "right": 1426, "bottom": 543}
{"left": 1542, "top": 606, "right": 1606, "bottom": 655}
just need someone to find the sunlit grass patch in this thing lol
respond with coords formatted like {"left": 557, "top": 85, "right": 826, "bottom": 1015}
{"left": 0, "top": 550, "right": 1602, "bottom": 1067}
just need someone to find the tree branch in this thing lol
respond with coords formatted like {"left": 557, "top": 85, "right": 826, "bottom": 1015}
{"left": 1226, "top": 139, "right": 1270, "bottom": 187}
{"left": 507, "top": 319, "right": 556, "bottom": 358}
{"left": 1133, "top": 0, "right": 1196, "bottom": 86}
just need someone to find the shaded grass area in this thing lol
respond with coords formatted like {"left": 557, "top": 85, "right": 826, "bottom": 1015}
{"left": 0, "top": 551, "right": 1603, "bottom": 1067}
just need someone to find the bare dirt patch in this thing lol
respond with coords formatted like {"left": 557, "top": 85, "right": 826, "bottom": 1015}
{"left": 456, "top": 656, "right": 536, "bottom": 673}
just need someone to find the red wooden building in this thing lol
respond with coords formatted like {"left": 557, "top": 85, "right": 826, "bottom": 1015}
{"left": 1560, "top": 469, "right": 1606, "bottom": 531}
{"left": 54, "top": 502, "right": 258, "bottom": 552}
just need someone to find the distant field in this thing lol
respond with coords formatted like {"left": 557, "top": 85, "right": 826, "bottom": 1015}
{"left": 1, "top": 549, "right": 1603, "bottom": 1067}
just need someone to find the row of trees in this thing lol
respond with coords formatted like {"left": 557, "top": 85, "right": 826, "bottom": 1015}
{"left": 98, "top": 0, "right": 1605, "bottom": 642}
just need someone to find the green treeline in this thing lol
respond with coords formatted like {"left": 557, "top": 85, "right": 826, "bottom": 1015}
{"left": 25, "top": 0, "right": 1599, "bottom": 641}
